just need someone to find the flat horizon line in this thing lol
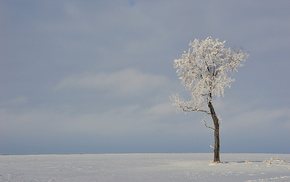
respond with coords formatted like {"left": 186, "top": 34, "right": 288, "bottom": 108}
{"left": 1, "top": 152, "right": 289, "bottom": 156}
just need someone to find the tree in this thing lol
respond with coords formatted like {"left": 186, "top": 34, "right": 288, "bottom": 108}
{"left": 171, "top": 37, "right": 249, "bottom": 163}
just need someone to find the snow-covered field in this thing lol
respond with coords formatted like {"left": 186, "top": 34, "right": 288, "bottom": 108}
{"left": 0, "top": 153, "right": 289, "bottom": 182}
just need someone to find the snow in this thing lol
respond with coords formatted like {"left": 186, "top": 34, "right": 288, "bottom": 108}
{"left": 0, "top": 153, "right": 289, "bottom": 182}
{"left": 171, "top": 37, "right": 248, "bottom": 113}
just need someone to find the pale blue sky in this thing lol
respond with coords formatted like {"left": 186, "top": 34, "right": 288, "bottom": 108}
{"left": 1, "top": 0, "right": 289, "bottom": 154}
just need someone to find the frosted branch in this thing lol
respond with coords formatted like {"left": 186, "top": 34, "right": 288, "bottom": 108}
{"left": 202, "top": 119, "right": 215, "bottom": 130}
{"left": 170, "top": 94, "right": 210, "bottom": 115}
{"left": 181, "top": 106, "right": 211, "bottom": 115}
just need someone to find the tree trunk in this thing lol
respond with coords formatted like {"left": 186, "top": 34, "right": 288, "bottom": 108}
{"left": 208, "top": 101, "right": 220, "bottom": 163}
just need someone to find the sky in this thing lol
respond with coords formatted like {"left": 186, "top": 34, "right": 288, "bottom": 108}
{"left": 0, "top": 0, "right": 289, "bottom": 155}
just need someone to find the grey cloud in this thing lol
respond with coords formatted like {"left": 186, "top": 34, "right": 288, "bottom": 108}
{"left": 1, "top": 0, "right": 290, "bottom": 154}
{"left": 55, "top": 68, "right": 170, "bottom": 97}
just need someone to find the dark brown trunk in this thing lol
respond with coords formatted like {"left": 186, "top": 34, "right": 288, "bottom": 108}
{"left": 208, "top": 101, "right": 220, "bottom": 163}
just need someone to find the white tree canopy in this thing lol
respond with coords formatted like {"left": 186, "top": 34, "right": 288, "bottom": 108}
{"left": 171, "top": 37, "right": 249, "bottom": 113}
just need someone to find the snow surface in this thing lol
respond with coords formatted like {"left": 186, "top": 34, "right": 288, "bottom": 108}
{"left": 0, "top": 153, "right": 289, "bottom": 182}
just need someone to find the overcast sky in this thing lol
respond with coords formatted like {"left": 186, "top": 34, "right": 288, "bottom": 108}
{"left": 1, "top": 0, "right": 289, "bottom": 155}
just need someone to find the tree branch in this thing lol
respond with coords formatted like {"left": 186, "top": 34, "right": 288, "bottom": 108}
{"left": 180, "top": 106, "right": 211, "bottom": 115}
{"left": 202, "top": 119, "right": 215, "bottom": 130}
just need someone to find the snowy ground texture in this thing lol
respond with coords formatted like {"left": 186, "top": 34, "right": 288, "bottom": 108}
{"left": 0, "top": 153, "right": 289, "bottom": 182}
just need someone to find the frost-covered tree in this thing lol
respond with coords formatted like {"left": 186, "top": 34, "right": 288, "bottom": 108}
{"left": 171, "top": 37, "right": 249, "bottom": 163}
